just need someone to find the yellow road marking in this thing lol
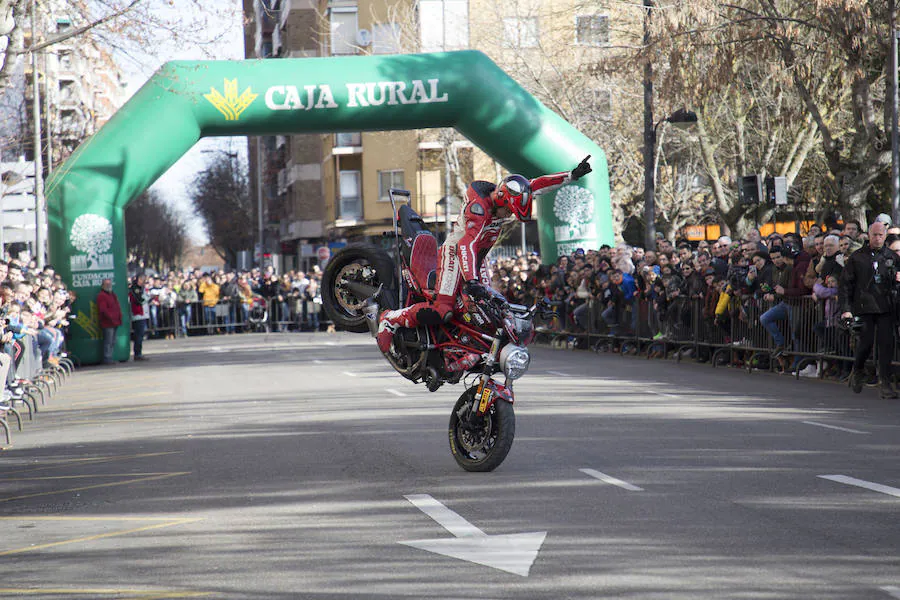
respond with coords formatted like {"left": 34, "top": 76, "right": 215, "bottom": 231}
{"left": 70, "top": 391, "right": 170, "bottom": 406}
{"left": 1, "top": 473, "right": 183, "bottom": 481}
{"left": 0, "top": 517, "right": 200, "bottom": 556}
{"left": 0, "top": 589, "right": 209, "bottom": 597}
{"left": 0, "top": 472, "right": 190, "bottom": 503}
{"left": 0, "top": 451, "right": 183, "bottom": 476}
{"left": 0, "top": 516, "right": 193, "bottom": 522}
{"left": 59, "top": 418, "right": 173, "bottom": 426}
{"left": 53, "top": 403, "right": 166, "bottom": 414}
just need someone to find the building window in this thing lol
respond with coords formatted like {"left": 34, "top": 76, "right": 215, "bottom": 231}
{"left": 502, "top": 17, "right": 539, "bottom": 49}
{"left": 595, "top": 89, "right": 612, "bottom": 120}
{"left": 335, "top": 132, "right": 361, "bottom": 147}
{"left": 330, "top": 7, "right": 358, "bottom": 56}
{"left": 339, "top": 170, "right": 362, "bottom": 219}
{"left": 378, "top": 170, "right": 405, "bottom": 201}
{"left": 373, "top": 22, "right": 401, "bottom": 54}
{"left": 576, "top": 14, "right": 609, "bottom": 46}
{"left": 419, "top": 0, "right": 469, "bottom": 52}
{"left": 58, "top": 50, "right": 72, "bottom": 70}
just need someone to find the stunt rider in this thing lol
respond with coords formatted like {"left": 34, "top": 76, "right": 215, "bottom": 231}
{"left": 376, "top": 156, "right": 593, "bottom": 354}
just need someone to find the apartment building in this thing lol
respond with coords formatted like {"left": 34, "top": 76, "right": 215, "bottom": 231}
{"left": 0, "top": 2, "right": 126, "bottom": 254}
{"left": 245, "top": 0, "right": 624, "bottom": 272}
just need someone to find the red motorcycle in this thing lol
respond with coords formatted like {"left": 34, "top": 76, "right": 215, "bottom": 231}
{"left": 322, "top": 188, "right": 552, "bottom": 471}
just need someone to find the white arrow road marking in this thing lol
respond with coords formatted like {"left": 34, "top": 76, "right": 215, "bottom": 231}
{"left": 881, "top": 586, "right": 900, "bottom": 599}
{"left": 399, "top": 494, "right": 547, "bottom": 577}
{"left": 580, "top": 468, "right": 644, "bottom": 491}
{"left": 819, "top": 475, "right": 900, "bottom": 498}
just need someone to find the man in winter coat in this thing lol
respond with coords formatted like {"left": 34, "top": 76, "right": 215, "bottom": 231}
{"left": 96, "top": 279, "right": 122, "bottom": 364}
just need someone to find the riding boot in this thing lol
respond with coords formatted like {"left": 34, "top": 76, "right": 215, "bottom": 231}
{"left": 376, "top": 304, "right": 425, "bottom": 353}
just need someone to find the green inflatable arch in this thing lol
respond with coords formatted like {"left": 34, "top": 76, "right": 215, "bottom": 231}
{"left": 45, "top": 50, "right": 612, "bottom": 364}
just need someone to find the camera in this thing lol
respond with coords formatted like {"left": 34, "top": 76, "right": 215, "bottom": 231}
{"left": 726, "top": 264, "right": 749, "bottom": 290}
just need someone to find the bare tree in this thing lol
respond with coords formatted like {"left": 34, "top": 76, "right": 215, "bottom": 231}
{"left": 125, "top": 188, "right": 188, "bottom": 271}
{"left": 189, "top": 152, "right": 254, "bottom": 267}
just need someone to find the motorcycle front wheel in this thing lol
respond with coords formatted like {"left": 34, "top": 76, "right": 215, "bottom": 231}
{"left": 448, "top": 386, "right": 515, "bottom": 472}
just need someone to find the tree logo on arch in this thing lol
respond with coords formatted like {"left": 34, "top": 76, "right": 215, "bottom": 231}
{"left": 552, "top": 185, "right": 598, "bottom": 254}
{"left": 69, "top": 213, "right": 115, "bottom": 287}
{"left": 204, "top": 78, "right": 258, "bottom": 121}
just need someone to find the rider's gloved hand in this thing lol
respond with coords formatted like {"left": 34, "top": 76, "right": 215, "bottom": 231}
{"left": 464, "top": 280, "right": 492, "bottom": 302}
{"left": 571, "top": 155, "right": 592, "bottom": 180}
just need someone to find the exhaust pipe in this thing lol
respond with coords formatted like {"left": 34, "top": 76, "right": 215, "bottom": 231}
{"left": 364, "top": 300, "right": 379, "bottom": 337}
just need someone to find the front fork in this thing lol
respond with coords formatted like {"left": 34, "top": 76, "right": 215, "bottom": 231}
{"left": 472, "top": 335, "right": 515, "bottom": 417}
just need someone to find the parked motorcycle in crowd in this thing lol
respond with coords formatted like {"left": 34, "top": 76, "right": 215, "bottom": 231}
{"left": 322, "top": 189, "right": 553, "bottom": 472}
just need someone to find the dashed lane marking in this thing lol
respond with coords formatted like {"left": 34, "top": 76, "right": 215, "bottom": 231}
{"left": 580, "top": 468, "right": 644, "bottom": 491}
{"left": 802, "top": 421, "right": 870, "bottom": 435}
{"left": 819, "top": 475, "right": 900, "bottom": 498}
{"left": 646, "top": 389, "right": 680, "bottom": 399}
{"left": 546, "top": 370, "right": 569, "bottom": 377}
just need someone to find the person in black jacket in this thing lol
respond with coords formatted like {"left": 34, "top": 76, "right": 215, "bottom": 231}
{"left": 840, "top": 221, "right": 900, "bottom": 398}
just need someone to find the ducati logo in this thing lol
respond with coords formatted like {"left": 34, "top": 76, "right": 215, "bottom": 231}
{"left": 204, "top": 78, "right": 258, "bottom": 121}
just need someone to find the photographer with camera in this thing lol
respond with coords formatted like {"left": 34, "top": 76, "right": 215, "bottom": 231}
{"left": 758, "top": 245, "right": 796, "bottom": 358}
{"left": 839, "top": 221, "right": 900, "bottom": 398}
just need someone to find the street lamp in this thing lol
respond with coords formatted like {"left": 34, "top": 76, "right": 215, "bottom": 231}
{"left": 643, "top": 108, "right": 698, "bottom": 250}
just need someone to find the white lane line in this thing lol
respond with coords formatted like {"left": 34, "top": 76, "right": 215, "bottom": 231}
{"left": 546, "top": 370, "right": 569, "bottom": 377}
{"left": 647, "top": 389, "right": 679, "bottom": 399}
{"left": 802, "top": 421, "right": 870, "bottom": 435}
{"left": 819, "top": 475, "right": 900, "bottom": 498}
{"left": 881, "top": 586, "right": 900, "bottom": 598}
{"left": 342, "top": 371, "right": 357, "bottom": 378}
{"left": 580, "top": 468, "right": 644, "bottom": 491}
{"left": 386, "top": 388, "right": 407, "bottom": 397}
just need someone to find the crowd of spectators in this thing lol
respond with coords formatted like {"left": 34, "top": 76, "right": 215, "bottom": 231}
{"left": 0, "top": 258, "right": 72, "bottom": 398}
{"left": 487, "top": 216, "right": 900, "bottom": 380}
{"left": 126, "top": 264, "right": 327, "bottom": 345}
{"left": 123, "top": 216, "right": 900, "bottom": 384}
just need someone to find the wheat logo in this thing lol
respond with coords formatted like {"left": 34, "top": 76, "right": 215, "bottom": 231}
{"left": 73, "top": 300, "right": 102, "bottom": 340}
{"left": 552, "top": 185, "right": 598, "bottom": 244}
{"left": 204, "top": 78, "right": 258, "bottom": 121}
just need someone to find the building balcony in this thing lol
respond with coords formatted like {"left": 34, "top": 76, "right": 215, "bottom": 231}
{"left": 333, "top": 132, "right": 362, "bottom": 155}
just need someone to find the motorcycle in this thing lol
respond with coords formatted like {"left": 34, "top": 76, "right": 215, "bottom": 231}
{"left": 322, "top": 188, "right": 554, "bottom": 472}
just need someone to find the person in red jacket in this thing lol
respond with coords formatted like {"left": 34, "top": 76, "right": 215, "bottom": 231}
{"left": 96, "top": 278, "right": 122, "bottom": 364}
{"left": 376, "top": 156, "right": 593, "bottom": 354}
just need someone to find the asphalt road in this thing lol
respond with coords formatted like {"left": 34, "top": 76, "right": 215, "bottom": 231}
{"left": 2, "top": 332, "right": 900, "bottom": 599}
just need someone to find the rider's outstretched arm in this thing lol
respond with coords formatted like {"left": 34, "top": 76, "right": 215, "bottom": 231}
{"left": 530, "top": 155, "right": 592, "bottom": 196}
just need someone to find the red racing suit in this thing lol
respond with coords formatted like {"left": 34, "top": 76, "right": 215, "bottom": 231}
{"left": 377, "top": 170, "right": 573, "bottom": 352}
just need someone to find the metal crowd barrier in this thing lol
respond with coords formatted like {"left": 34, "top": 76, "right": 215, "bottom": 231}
{"left": 535, "top": 293, "right": 869, "bottom": 380}
{"left": 144, "top": 298, "right": 330, "bottom": 337}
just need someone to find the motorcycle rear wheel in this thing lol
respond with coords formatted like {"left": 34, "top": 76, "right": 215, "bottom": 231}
{"left": 322, "top": 244, "right": 396, "bottom": 333}
{"left": 448, "top": 386, "right": 515, "bottom": 472}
